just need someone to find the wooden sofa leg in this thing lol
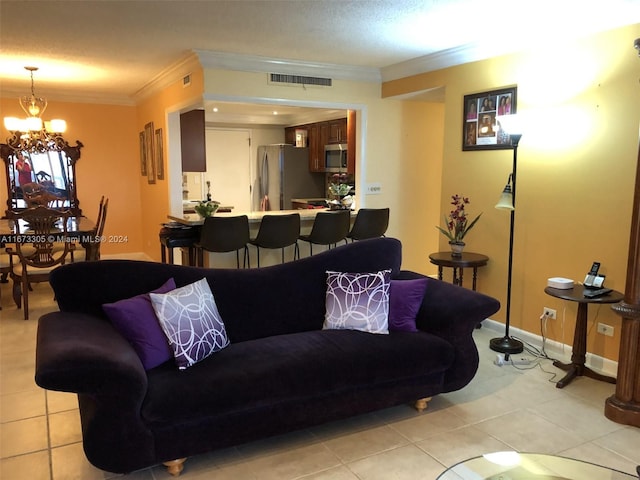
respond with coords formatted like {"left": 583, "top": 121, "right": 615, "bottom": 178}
{"left": 414, "top": 397, "right": 432, "bottom": 412}
{"left": 163, "top": 458, "right": 187, "bottom": 476}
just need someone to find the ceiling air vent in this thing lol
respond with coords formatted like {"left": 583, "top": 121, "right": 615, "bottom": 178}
{"left": 268, "top": 73, "right": 332, "bottom": 87}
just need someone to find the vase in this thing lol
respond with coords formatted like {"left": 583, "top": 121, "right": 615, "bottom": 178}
{"left": 449, "top": 241, "right": 465, "bottom": 257}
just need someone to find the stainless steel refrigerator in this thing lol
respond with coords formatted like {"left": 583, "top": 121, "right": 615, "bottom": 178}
{"left": 256, "top": 144, "right": 325, "bottom": 210}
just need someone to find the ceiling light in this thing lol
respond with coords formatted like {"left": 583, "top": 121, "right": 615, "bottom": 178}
{"left": 3, "top": 66, "right": 68, "bottom": 153}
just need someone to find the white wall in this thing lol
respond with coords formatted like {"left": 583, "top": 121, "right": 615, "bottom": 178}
{"left": 200, "top": 68, "right": 441, "bottom": 273}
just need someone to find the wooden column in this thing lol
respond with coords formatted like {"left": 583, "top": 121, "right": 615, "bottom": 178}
{"left": 604, "top": 136, "right": 640, "bottom": 425}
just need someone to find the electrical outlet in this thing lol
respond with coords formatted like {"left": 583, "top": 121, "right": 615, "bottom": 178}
{"left": 597, "top": 323, "right": 614, "bottom": 337}
{"left": 365, "top": 183, "right": 382, "bottom": 195}
{"left": 543, "top": 307, "right": 557, "bottom": 320}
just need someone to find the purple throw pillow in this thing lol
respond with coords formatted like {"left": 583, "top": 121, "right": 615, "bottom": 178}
{"left": 323, "top": 270, "right": 391, "bottom": 334}
{"left": 388, "top": 278, "right": 428, "bottom": 332}
{"left": 150, "top": 278, "right": 230, "bottom": 370}
{"left": 102, "top": 278, "right": 176, "bottom": 370}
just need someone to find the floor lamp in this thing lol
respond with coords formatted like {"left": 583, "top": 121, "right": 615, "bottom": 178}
{"left": 490, "top": 119, "right": 524, "bottom": 356}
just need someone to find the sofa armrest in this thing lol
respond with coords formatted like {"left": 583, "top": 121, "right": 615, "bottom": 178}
{"left": 36, "top": 311, "right": 148, "bottom": 395}
{"left": 36, "top": 311, "right": 157, "bottom": 472}
{"left": 395, "top": 271, "right": 500, "bottom": 391}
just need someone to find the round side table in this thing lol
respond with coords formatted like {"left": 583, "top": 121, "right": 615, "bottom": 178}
{"left": 544, "top": 286, "right": 624, "bottom": 388}
{"left": 428, "top": 252, "right": 489, "bottom": 291}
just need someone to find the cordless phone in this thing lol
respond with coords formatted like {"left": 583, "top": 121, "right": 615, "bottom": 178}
{"left": 584, "top": 262, "right": 605, "bottom": 289}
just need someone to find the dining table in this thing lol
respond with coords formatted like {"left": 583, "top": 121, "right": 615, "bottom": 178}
{"left": 0, "top": 216, "right": 97, "bottom": 244}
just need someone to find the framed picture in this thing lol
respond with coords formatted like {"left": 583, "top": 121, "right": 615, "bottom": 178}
{"left": 462, "top": 86, "right": 517, "bottom": 151}
{"left": 144, "top": 121, "right": 156, "bottom": 184}
{"left": 155, "top": 128, "right": 164, "bottom": 180}
{"left": 139, "top": 131, "right": 146, "bottom": 176}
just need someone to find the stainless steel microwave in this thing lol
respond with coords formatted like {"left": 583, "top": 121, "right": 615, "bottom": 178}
{"left": 324, "top": 144, "right": 347, "bottom": 172}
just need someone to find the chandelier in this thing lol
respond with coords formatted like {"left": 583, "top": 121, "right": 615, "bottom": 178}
{"left": 3, "top": 66, "right": 68, "bottom": 153}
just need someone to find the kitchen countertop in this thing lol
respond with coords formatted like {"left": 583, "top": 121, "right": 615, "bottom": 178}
{"left": 168, "top": 208, "right": 355, "bottom": 226}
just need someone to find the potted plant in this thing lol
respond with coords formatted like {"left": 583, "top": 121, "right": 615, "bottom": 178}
{"left": 436, "top": 194, "right": 482, "bottom": 256}
{"left": 194, "top": 200, "right": 220, "bottom": 218}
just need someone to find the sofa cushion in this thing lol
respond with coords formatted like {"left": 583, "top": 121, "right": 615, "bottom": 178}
{"left": 150, "top": 278, "right": 230, "bottom": 370}
{"left": 102, "top": 278, "right": 176, "bottom": 370}
{"left": 323, "top": 270, "right": 391, "bottom": 334}
{"left": 388, "top": 278, "right": 428, "bottom": 332}
{"left": 141, "top": 329, "right": 454, "bottom": 426}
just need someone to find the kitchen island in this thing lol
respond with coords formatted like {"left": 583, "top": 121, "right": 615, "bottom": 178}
{"left": 166, "top": 208, "right": 356, "bottom": 268}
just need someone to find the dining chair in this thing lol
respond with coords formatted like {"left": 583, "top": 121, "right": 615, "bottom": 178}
{"left": 249, "top": 213, "right": 300, "bottom": 267}
{"left": 346, "top": 208, "right": 390, "bottom": 242}
{"left": 298, "top": 210, "right": 350, "bottom": 256}
{"left": 196, "top": 215, "right": 250, "bottom": 268}
{"left": 0, "top": 246, "right": 10, "bottom": 311}
{"left": 71, "top": 197, "right": 109, "bottom": 262}
{"left": 6, "top": 206, "right": 72, "bottom": 320}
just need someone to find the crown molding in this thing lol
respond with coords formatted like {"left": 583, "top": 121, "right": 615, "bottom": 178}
{"left": 381, "top": 42, "right": 508, "bottom": 82}
{"left": 132, "top": 51, "right": 202, "bottom": 103}
{"left": 0, "top": 86, "right": 137, "bottom": 106}
{"left": 195, "top": 50, "right": 382, "bottom": 84}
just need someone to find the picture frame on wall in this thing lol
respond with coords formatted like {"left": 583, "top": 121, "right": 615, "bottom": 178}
{"left": 462, "top": 86, "right": 517, "bottom": 151}
{"left": 139, "top": 131, "right": 146, "bottom": 176}
{"left": 145, "top": 121, "right": 156, "bottom": 184}
{"left": 155, "top": 128, "right": 164, "bottom": 180}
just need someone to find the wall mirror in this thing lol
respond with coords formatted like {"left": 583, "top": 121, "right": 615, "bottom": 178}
{"left": 1, "top": 139, "right": 83, "bottom": 216}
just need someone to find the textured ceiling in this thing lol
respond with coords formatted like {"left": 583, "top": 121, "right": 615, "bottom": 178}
{"left": 1, "top": 0, "right": 639, "bottom": 105}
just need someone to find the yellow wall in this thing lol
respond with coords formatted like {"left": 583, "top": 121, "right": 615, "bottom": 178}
{"left": 0, "top": 98, "right": 142, "bottom": 255}
{"left": 135, "top": 68, "right": 204, "bottom": 260}
{"left": 383, "top": 24, "right": 640, "bottom": 361}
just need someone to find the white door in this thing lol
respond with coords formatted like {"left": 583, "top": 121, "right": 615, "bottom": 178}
{"left": 205, "top": 129, "right": 251, "bottom": 211}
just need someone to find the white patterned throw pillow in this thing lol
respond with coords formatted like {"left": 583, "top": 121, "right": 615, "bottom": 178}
{"left": 150, "top": 278, "right": 229, "bottom": 370}
{"left": 323, "top": 270, "right": 391, "bottom": 334}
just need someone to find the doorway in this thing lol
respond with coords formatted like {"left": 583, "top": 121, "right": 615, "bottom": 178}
{"left": 205, "top": 128, "right": 252, "bottom": 211}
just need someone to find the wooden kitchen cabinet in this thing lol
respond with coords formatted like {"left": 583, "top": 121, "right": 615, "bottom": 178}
{"left": 307, "top": 123, "right": 323, "bottom": 172}
{"left": 180, "top": 110, "right": 206, "bottom": 172}
{"left": 284, "top": 127, "right": 296, "bottom": 145}
{"left": 328, "top": 118, "right": 347, "bottom": 144}
{"left": 287, "top": 116, "right": 350, "bottom": 173}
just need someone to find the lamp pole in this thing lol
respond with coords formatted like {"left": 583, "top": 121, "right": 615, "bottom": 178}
{"left": 490, "top": 133, "right": 524, "bottom": 356}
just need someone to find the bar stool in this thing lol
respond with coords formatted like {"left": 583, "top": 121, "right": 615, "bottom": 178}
{"left": 249, "top": 213, "right": 300, "bottom": 267}
{"left": 196, "top": 215, "right": 250, "bottom": 268}
{"left": 159, "top": 226, "right": 201, "bottom": 266}
{"left": 346, "top": 208, "right": 390, "bottom": 241}
{"left": 298, "top": 210, "right": 350, "bottom": 256}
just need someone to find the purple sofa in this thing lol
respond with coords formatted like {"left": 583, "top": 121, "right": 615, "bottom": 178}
{"left": 35, "top": 238, "right": 499, "bottom": 475}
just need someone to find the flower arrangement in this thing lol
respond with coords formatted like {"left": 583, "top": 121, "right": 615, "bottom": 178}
{"left": 436, "top": 194, "right": 482, "bottom": 243}
{"left": 329, "top": 183, "right": 352, "bottom": 197}
{"left": 194, "top": 200, "right": 220, "bottom": 218}
{"left": 328, "top": 173, "right": 353, "bottom": 197}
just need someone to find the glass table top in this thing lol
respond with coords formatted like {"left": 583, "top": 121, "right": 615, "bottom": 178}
{"left": 436, "top": 452, "right": 636, "bottom": 480}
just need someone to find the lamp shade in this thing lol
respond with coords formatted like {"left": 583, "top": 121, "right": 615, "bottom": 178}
{"left": 496, "top": 175, "right": 515, "bottom": 210}
{"left": 497, "top": 114, "right": 521, "bottom": 135}
{"left": 495, "top": 188, "right": 514, "bottom": 210}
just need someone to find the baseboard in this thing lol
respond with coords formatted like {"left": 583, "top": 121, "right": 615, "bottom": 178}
{"left": 481, "top": 318, "right": 618, "bottom": 378}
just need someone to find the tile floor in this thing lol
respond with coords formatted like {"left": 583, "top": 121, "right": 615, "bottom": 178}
{"left": 1, "top": 278, "right": 639, "bottom": 480}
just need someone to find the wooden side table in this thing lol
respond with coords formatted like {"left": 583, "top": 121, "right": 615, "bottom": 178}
{"left": 544, "top": 286, "right": 624, "bottom": 388}
{"left": 428, "top": 252, "right": 489, "bottom": 291}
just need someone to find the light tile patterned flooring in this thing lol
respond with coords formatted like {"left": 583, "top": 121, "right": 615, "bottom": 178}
{"left": 1, "top": 279, "right": 639, "bottom": 479}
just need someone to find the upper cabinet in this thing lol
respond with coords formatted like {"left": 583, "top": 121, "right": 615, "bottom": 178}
{"left": 327, "top": 118, "right": 347, "bottom": 144}
{"left": 180, "top": 110, "right": 206, "bottom": 172}
{"left": 286, "top": 116, "right": 353, "bottom": 174}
